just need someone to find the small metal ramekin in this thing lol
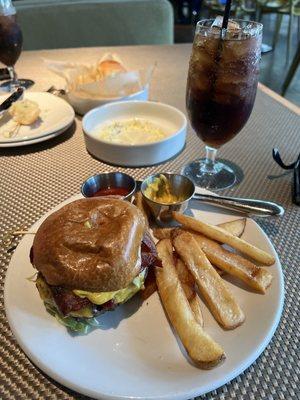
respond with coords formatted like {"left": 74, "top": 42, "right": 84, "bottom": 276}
{"left": 81, "top": 172, "right": 136, "bottom": 201}
{"left": 141, "top": 173, "right": 195, "bottom": 224}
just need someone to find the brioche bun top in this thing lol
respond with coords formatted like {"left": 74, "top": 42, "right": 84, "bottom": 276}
{"left": 32, "top": 198, "right": 146, "bottom": 292}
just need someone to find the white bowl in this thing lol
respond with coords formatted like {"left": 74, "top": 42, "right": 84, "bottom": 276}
{"left": 67, "top": 85, "right": 149, "bottom": 116}
{"left": 82, "top": 101, "right": 187, "bottom": 167}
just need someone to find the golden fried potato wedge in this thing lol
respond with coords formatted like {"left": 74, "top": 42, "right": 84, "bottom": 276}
{"left": 156, "top": 239, "right": 225, "bottom": 368}
{"left": 188, "top": 294, "right": 204, "bottom": 327}
{"left": 173, "top": 212, "right": 275, "bottom": 266}
{"left": 176, "top": 258, "right": 203, "bottom": 326}
{"left": 217, "top": 218, "right": 246, "bottom": 238}
{"left": 214, "top": 267, "right": 225, "bottom": 276}
{"left": 172, "top": 230, "right": 245, "bottom": 329}
{"left": 152, "top": 227, "right": 173, "bottom": 240}
{"left": 134, "top": 192, "right": 152, "bottom": 226}
{"left": 153, "top": 219, "right": 245, "bottom": 241}
{"left": 192, "top": 233, "right": 273, "bottom": 293}
{"left": 152, "top": 224, "right": 235, "bottom": 278}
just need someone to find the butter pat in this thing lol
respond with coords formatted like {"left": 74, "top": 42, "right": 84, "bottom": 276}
{"left": 9, "top": 99, "right": 40, "bottom": 125}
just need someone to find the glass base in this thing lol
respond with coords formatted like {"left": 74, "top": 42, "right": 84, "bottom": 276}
{"left": 182, "top": 158, "right": 237, "bottom": 190}
{"left": 0, "top": 79, "right": 34, "bottom": 92}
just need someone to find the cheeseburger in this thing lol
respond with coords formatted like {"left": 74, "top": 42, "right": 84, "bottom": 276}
{"left": 31, "top": 198, "right": 158, "bottom": 333}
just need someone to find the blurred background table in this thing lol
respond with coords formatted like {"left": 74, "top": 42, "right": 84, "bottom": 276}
{"left": 0, "top": 44, "right": 299, "bottom": 400}
{"left": 11, "top": 0, "right": 300, "bottom": 104}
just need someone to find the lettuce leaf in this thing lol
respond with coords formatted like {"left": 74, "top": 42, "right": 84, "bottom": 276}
{"left": 45, "top": 302, "right": 101, "bottom": 334}
{"left": 36, "top": 270, "right": 146, "bottom": 334}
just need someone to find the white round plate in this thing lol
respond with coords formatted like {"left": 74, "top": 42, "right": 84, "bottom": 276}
{"left": 0, "top": 92, "right": 75, "bottom": 147}
{"left": 4, "top": 193, "right": 284, "bottom": 400}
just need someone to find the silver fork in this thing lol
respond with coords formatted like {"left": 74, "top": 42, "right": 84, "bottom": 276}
{"left": 46, "top": 86, "right": 67, "bottom": 96}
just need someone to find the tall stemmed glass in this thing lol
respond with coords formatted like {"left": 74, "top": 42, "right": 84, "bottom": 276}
{"left": 0, "top": 0, "right": 34, "bottom": 91}
{"left": 182, "top": 19, "right": 262, "bottom": 190}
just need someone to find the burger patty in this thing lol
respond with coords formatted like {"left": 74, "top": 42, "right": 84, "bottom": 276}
{"left": 41, "top": 232, "right": 158, "bottom": 317}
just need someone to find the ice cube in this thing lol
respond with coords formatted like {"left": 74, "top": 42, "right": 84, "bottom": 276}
{"left": 212, "top": 16, "right": 223, "bottom": 28}
{"left": 215, "top": 78, "right": 250, "bottom": 98}
{"left": 212, "top": 16, "right": 241, "bottom": 32}
{"left": 192, "top": 50, "right": 214, "bottom": 69}
{"left": 243, "top": 23, "right": 261, "bottom": 38}
{"left": 227, "top": 20, "right": 241, "bottom": 32}
{"left": 190, "top": 73, "right": 211, "bottom": 92}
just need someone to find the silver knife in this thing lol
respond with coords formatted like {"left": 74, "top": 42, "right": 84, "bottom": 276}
{"left": 0, "top": 87, "right": 24, "bottom": 112}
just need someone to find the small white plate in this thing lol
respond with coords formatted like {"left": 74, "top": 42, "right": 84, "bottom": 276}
{"left": 82, "top": 101, "right": 187, "bottom": 167}
{"left": 4, "top": 193, "right": 284, "bottom": 400}
{"left": 0, "top": 92, "right": 75, "bottom": 147}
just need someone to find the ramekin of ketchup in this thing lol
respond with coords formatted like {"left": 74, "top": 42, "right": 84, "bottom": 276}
{"left": 92, "top": 187, "right": 130, "bottom": 197}
{"left": 81, "top": 172, "right": 137, "bottom": 201}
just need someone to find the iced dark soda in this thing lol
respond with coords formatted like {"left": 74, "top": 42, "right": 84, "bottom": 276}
{"left": 0, "top": 14, "right": 22, "bottom": 67}
{"left": 186, "top": 20, "right": 262, "bottom": 148}
{"left": 0, "top": 1, "right": 33, "bottom": 92}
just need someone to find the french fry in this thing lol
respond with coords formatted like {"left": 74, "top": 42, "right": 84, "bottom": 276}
{"left": 156, "top": 239, "right": 225, "bottom": 368}
{"left": 152, "top": 227, "right": 174, "bottom": 240}
{"left": 217, "top": 218, "right": 246, "bottom": 238}
{"left": 152, "top": 222, "right": 241, "bottom": 277}
{"left": 172, "top": 230, "right": 245, "bottom": 329}
{"left": 134, "top": 192, "right": 152, "bottom": 226}
{"left": 176, "top": 258, "right": 203, "bottom": 326}
{"left": 214, "top": 267, "right": 225, "bottom": 276}
{"left": 173, "top": 212, "right": 275, "bottom": 266}
{"left": 153, "top": 227, "right": 223, "bottom": 277}
{"left": 192, "top": 233, "right": 273, "bottom": 293}
{"left": 153, "top": 219, "right": 246, "bottom": 241}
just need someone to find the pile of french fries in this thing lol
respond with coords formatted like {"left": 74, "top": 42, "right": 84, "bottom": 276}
{"left": 152, "top": 213, "right": 275, "bottom": 369}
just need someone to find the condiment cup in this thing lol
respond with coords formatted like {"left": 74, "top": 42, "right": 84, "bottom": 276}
{"left": 141, "top": 173, "right": 195, "bottom": 224}
{"left": 141, "top": 173, "right": 284, "bottom": 219}
{"left": 81, "top": 172, "right": 136, "bottom": 201}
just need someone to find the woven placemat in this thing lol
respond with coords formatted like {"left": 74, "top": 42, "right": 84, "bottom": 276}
{"left": 0, "top": 45, "right": 299, "bottom": 400}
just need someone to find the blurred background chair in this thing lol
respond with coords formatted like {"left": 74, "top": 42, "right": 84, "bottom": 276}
{"left": 13, "top": 0, "right": 174, "bottom": 50}
{"left": 170, "top": 0, "right": 299, "bottom": 102}
{"left": 255, "top": 0, "right": 300, "bottom": 62}
{"left": 282, "top": 40, "right": 300, "bottom": 94}
{"left": 202, "top": 0, "right": 238, "bottom": 18}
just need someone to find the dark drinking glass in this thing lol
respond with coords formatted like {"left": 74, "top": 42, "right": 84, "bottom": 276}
{"left": 182, "top": 19, "right": 262, "bottom": 190}
{"left": 0, "top": 13, "right": 22, "bottom": 67}
{"left": 0, "top": 0, "right": 33, "bottom": 91}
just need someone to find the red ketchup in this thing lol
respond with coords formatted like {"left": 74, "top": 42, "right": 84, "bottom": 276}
{"left": 92, "top": 187, "right": 130, "bottom": 197}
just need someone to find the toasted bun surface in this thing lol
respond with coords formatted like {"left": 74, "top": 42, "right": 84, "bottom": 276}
{"left": 32, "top": 198, "right": 146, "bottom": 292}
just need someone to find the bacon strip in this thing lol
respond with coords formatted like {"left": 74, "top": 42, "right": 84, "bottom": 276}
{"left": 141, "top": 232, "right": 161, "bottom": 268}
{"left": 50, "top": 286, "right": 91, "bottom": 316}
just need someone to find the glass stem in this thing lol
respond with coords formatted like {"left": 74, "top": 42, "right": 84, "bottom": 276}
{"left": 204, "top": 145, "right": 217, "bottom": 172}
{"left": 8, "top": 66, "right": 19, "bottom": 90}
